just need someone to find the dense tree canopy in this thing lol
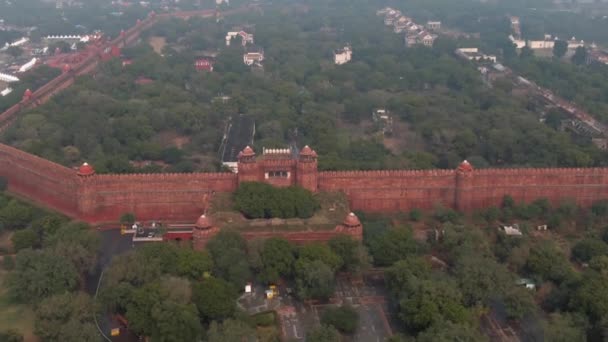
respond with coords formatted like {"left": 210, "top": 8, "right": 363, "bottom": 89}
{"left": 34, "top": 292, "right": 99, "bottom": 342}
{"left": 234, "top": 182, "right": 319, "bottom": 219}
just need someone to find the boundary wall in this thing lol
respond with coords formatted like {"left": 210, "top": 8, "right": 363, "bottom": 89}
{"left": 78, "top": 173, "right": 237, "bottom": 222}
{"left": 0, "top": 6, "right": 607, "bottom": 223}
{"left": 3, "top": 142, "right": 608, "bottom": 223}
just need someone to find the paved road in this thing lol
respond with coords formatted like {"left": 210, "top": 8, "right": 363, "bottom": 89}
{"left": 85, "top": 229, "right": 137, "bottom": 342}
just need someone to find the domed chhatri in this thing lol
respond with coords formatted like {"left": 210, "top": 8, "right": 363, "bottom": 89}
{"left": 241, "top": 145, "right": 255, "bottom": 157}
{"left": 194, "top": 214, "right": 212, "bottom": 230}
{"left": 300, "top": 145, "right": 313, "bottom": 156}
{"left": 457, "top": 160, "right": 474, "bottom": 173}
{"left": 77, "top": 162, "right": 95, "bottom": 176}
{"left": 343, "top": 212, "right": 361, "bottom": 228}
{"left": 22, "top": 88, "right": 33, "bottom": 101}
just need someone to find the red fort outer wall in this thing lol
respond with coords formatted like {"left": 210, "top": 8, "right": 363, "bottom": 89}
{"left": 318, "top": 160, "right": 608, "bottom": 213}
{"left": 0, "top": 143, "right": 80, "bottom": 217}
{"left": 76, "top": 169, "right": 237, "bottom": 223}
{"left": 2, "top": 144, "right": 608, "bottom": 224}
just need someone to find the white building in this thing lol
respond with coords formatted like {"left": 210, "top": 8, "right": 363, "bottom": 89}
{"left": 334, "top": 46, "right": 352, "bottom": 65}
{"left": 0, "top": 87, "right": 13, "bottom": 97}
{"left": 0, "top": 72, "right": 19, "bottom": 83}
{"left": 456, "top": 48, "right": 497, "bottom": 63}
{"left": 426, "top": 21, "right": 441, "bottom": 31}
{"left": 18, "top": 58, "right": 37, "bottom": 73}
{"left": 226, "top": 31, "right": 254, "bottom": 46}
{"left": 500, "top": 224, "right": 523, "bottom": 236}
{"left": 243, "top": 50, "right": 264, "bottom": 66}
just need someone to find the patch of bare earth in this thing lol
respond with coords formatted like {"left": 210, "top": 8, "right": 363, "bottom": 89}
{"left": 148, "top": 36, "right": 167, "bottom": 55}
{"left": 154, "top": 130, "right": 191, "bottom": 148}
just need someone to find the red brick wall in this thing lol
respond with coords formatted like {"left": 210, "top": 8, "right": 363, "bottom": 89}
{"left": 471, "top": 168, "right": 608, "bottom": 209}
{"left": 2, "top": 144, "right": 608, "bottom": 223}
{"left": 79, "top": 172, "right": 238, "bottom": 222}
{"left": 318, "top": 170, "right": 457, "bottom": 212}
{"left": 0, "top": 144, "right": 80, "bottom": 216}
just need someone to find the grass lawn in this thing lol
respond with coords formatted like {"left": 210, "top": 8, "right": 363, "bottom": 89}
{"left": 0, "top": 268, "right": 37, "bottom": 342}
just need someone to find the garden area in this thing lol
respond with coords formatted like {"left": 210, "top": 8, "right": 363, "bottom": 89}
{"left": 209, "top": 184, "right": 350, "bottom": 232}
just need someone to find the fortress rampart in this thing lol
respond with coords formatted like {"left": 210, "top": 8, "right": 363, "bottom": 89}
{"left": 1, "top": 144, "right": 608, "bottom": 223}
{"left": 0, "top": 6, "right": 607, "bottom": 224}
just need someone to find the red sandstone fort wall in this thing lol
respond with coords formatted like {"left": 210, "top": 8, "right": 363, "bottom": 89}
{"left": 318, "top": 170, "right": 457, "bottom": 212}
{"left": 79, "top": 172, "right": 238, "bottom": 222}
{"left": 0, "top": 144, "right": 79, "bottom": 216}
{"left": 471, "top": 168, "right": 608, "bottom": 209}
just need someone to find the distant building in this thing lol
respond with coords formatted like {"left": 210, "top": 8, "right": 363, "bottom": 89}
{"left": 510, "top": 16, "right": 521, "bottom": 38}
{"left": 516, "top": 278, "right": 536, "bottom": 290}
{"left": 334, "top": 46, "right": 352, "bottom": 65}
{"left": 0, "top": 87, "right": 12, "bottom": 97}
{"left": 426, "top": 21, "right": 441, "bottom": 31}
{"left": 456, "top": 48, "right": 497, "bottom": 63}
{"left": 372, "top": 109, "right": 393, "bottom": 135}
{"left": 195, "top": 58, "right": 214, "bottom": 71}
{"left": 243, "top": 48, "right": 264, "bottom": 66}
{"left": 226, "top": 31, "right": 254, "bottom": 46}
{"left": 220, "top": 114, "right": 255, "bottom": 172}
{"left": 500, "top": 224, "right": 523, "bottom": 236}
{"left": 18, "top": 58, "right": 37, "bottom": 73}
{"left": 0, "top": 73, "right": 19, "bottom": 83}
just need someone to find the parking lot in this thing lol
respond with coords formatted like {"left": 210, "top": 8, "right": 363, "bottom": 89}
{"left": 276, "top": 272, "right": 394, "bottom": 341}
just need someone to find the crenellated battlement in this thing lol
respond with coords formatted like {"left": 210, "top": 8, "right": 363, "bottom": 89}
{"left": 0, "top": 7, "right": 606, "bottom": 223}
{"left": 319, "top": 169, "right": 456, "bottom": 177}
{"left": 91, "top": 172, "right": 236, "bottom": 181}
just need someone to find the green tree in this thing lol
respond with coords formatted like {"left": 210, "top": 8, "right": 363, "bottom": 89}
{"left": 306, "top": 325, "right": 341, "bottom": 342}
{"left": 416, "top": 320, "right": 487, "bottom": 342}
{"left": 502, "top": 195, "right": 515, "bottom": 209}
{"left": 321, "top": 305, "right": 359, "bottom": 334}
{"left": 2, "top": 255, "right": 15, "bottom": 270}
{"left": 502, "top": 286, "right": 537, "bottom": 320}
{"left": 0, "top": 330, "right": 23, "bottom": 342}
{"left": 328, "top": 235, "right": 370, "bottom": 273}
{"left": 45, "top": 222, "right": 100, "bottom": 274}
{"left": 175, "top": 248, "right": 213, "bottom": 280}
{"left": 571, "top": 271, "right": 608, "bottom": 321}
{"left": 571, "top": 238, "right": 608, "bottom": 263}
{"left": 125, "top": 280, "right": 202, "bottom": 341}
{"left": 526, "top": 242, "right": 572, "bottom": 283}
{"left": 592, "top": 200, "right": 608, "bottom": 218}
{"left": 148, "top": 300, "right": 202, "bottom": 342}
{"left": 409, "top": 208, "right": 423, "bottom": 222}
{"left": 398, "top": 279, "right": 469, "bottom": 332}
{"left": 543, "top": 312, "right": 588, "bottom": 342}
{"left": 259, "top": 238, "right": 295, "bottom": 283}
{"left": 11, "top": 228, "right": 39, "bottom": 251}
{"left": 453, "top": 255, "right": 513, "bottom": 306}
{"left": 34, "top": 292, "right": 99, "bottom": 342}
{"left": 299, "top": 243, "right": 342, "bottom": 272}
{"left": 368, "top": 227, "right": 419, "bottom": 266}
{"left": 192, "top": 277, "right": 237, "bottom": 322}
{"left": 294, "top": 259, "right": 335, "bottom": 300}
{"left": 120, "top": 212, "right": 136, "bottom": 224}
{"left": 553, "top": 40, "right": 568, "bottom": 59}
{"left": 385, "top": 257, "right": 431, "bottom": 297}
{"left": 207, "top": 231, "right": 252, "bottom": 287}
{"left": 207, "top": 319, "right": 256, "bottom": 342}
{"left": 8, "top": 249, "right": 79, "bottom": 303}
{"left": 0, "top": 201, "right": 36, "bottom": 230}
{"left": 571, "top": 46, "right": 588, "bottom": 65}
